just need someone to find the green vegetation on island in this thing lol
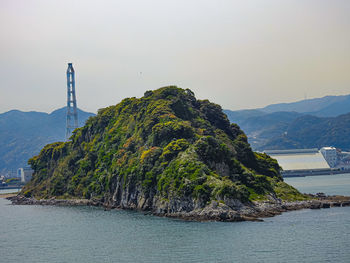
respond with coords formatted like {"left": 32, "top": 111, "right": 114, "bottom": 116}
{"left": 22, "top": 86, "right": 306, "bottom": 215}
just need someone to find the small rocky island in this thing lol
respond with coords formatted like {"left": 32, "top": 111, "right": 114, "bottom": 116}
{"left": 11, "top": 86, "right": 350, "bottom": 221}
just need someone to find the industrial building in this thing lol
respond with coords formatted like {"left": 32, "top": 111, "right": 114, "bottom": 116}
{"left": 264, "top": 148, "right": 333, "bottom": 177}
{"left": 320, "top": 147, "right": 337, "bottom": 168}
{"left": 336, "top": 151, "right": 350, "bottom": 170}
{"left": 18, "top": 167, "right": 34, "bottom": 183}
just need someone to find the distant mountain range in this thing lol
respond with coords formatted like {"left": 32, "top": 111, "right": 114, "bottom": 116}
{"left": 1, "top": 93, "right": 349, "bottom": 175}
{"left": 260, "top": 94, "right": 350, "bottom": 117}
{"left": 0, "top": 107, "right": 95, "bottom": 175}
{"left": 224, "top": 94, "right": 350, "bottom": 151}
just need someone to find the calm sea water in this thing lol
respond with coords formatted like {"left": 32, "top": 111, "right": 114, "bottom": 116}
{"left": 285, "top": 173, "right": 350, "bottom": 196}
{"left": 0, "top": 188, "right": 21, "bottom": 194}
{"left": 1, "top": 174, "right": 350, "bottom": 263}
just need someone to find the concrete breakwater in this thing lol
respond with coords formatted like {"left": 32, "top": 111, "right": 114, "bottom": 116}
{"left": 0, "top": 186, "right": 22, "bottom": 190}
{"left": 7, "top": 194, "right": 350, "bottom": 222}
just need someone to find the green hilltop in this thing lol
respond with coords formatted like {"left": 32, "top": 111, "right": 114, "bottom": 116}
{"left": 22, "top": 87, "right": 305, "bottom": 216}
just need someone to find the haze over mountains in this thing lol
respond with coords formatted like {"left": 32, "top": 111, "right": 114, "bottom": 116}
{"left": 260, "top": 94, "right": 350, "bottom": 117}
{"left": 0, "top": 107, "right": 94, "bottom": 175}
{"left": 224, "top": 94, "right": 350, "bottom": 151}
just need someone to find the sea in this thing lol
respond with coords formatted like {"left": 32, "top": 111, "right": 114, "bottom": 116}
{"left": 1, "top": 174, "right": 350, "bottom": 263}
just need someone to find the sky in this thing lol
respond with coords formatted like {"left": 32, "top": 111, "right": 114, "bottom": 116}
{"left": 0, "top": 0, "right": 349, "bottom": 114}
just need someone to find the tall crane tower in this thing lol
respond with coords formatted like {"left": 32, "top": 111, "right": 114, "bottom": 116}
{"left": 66, "top": 63, "right": 78, "bottom": 140}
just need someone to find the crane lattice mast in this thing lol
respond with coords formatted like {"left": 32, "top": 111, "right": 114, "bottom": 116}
{"left": 66, "top": 63, "right": 78, "bottom": 140}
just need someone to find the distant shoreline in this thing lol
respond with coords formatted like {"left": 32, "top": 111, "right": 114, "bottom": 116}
{"left": 0, "top": 193, "right": 18, "bottom": 198}
{"left": 282, "top": 169, "right": 350, "bottom": 177}
{"left": 0, "top": 186, "right": 22, "bottom": 190}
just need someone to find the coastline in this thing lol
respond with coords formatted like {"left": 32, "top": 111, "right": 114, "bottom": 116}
{"left": 7, "top": 194, "right": 350, "bottom": 222}
{"left": 0, "top": 193, "right": 19, "bottom": 198}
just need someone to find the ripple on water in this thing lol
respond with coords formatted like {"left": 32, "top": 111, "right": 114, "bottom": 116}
{"left": 1, "top": 174, "right": 350, "bottom": 263}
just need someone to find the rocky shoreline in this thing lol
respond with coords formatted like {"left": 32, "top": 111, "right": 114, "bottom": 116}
{"left": 7, "top": 194, "right": 350, "bottom": 222}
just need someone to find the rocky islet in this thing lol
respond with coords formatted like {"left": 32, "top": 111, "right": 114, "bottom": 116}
{"left": 14, "top": 86, "right": 348, "bottom": 221}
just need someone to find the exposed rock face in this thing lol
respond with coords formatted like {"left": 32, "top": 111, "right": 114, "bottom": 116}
{"left": 8, "top": 195, "right": 100, "bottom": 206}
{"left": 8, "top": 194, "right": 350, "bottom": 222}
{"left": 20, "top": 86, "right": 309, "bottom": 221}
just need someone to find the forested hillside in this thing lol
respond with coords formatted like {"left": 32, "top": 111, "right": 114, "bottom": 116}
{"left": 22, "top": 87, "right": 303, "bottom": 220}
{"left": 0, "top": 107, "right": 94, "bottom": 175}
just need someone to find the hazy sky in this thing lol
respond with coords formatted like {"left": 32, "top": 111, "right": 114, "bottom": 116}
{"left": 1, "top": 0, "right": 349, "bottom": 114}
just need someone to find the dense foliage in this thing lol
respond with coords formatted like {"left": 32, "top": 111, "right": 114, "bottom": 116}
{"left": 23, "top": 87, "right": 302, "bottom": 204}
{"left": 225, "top": 110, "right": 350, "bottom": 151}
{"left": 265, "top": 113, "right": 350, "bottom": 151}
